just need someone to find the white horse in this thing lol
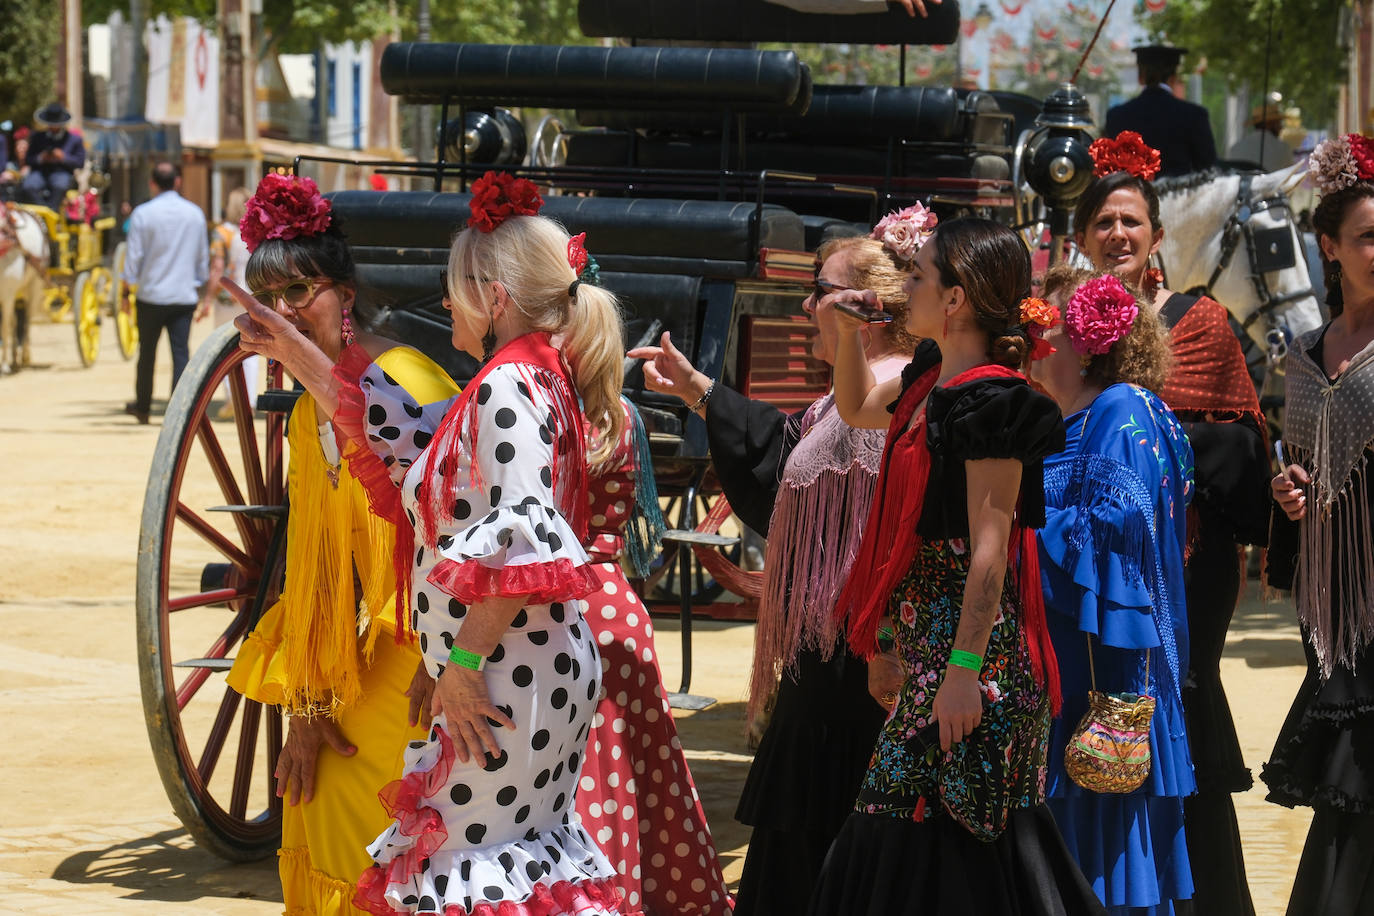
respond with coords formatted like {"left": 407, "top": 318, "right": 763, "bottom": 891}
{"left": 0, "top": 203, "right": 48, "bottom": 374}
{"left": 1156, "top": 164, "right": 1324, "bottom": 360}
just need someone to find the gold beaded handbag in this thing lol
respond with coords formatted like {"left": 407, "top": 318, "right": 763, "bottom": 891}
{"left": 1063, "top": 634, "right": 1155, "bottom": 794}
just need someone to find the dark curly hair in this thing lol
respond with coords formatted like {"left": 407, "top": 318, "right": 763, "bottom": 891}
{"left": 1311, "top": 183, "right": 1374, "bottom": 318}
{"left": 1041, "top": 264, "right": 1173, "bottom": 393}
{"left": 929, "top": 218, "right": 1033, "bottom": 369}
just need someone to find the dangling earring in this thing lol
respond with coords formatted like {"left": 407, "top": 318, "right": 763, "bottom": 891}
{"left": 942, "top": 313, "right": 951, "bottom": 337}
{"left": 1079, "top": 356, "right": 1091, "bottom": 378}
{"left": 340, "top": 308, "right": 355, "bottom": 346}
{"left": 481, "top": 318, "right": 497, "bottom": 362}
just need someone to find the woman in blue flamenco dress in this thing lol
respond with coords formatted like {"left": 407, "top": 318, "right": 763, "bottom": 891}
{"left": 1029, "top": 266, "right": 1197, "bottom": 916}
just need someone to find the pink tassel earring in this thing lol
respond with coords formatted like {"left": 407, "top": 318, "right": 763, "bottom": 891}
{"left": 341, "top": 308, "right": 355, "bottom": 346}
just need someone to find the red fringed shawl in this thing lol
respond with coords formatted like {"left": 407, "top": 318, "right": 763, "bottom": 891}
{"left": 1159, "top": 297, "right": 1264, "bottom": 426}
{"left": 835, "top": 362, "right": 1061, "bottom": 714}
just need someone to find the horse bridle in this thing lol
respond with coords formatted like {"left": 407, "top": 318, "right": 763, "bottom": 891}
{"left": 1187, "top": 173, "right": 1318, "bottom": 365}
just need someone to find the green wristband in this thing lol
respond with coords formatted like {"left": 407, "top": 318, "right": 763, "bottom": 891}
{"left": 948, "top": 648, "right": 982, "bottom": 672}
{"left": 878, "top": 627, "right": 895, "bottom": 641}
{"left": 448, "top": 645, "right": 487, "bottom": 671}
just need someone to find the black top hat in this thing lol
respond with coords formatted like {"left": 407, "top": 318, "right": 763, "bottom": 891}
{"left": 1131, "top": 44, "right": 1187, "bottom": 73}
{"left": 34, "top": 102, "right": 72, "bottom": 126}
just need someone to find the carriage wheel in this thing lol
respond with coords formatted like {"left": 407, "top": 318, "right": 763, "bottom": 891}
{"left": 644, "top": 489, "right": 739, "bottom": 608}
{"left": 73, "top": 270, "right": 101, "bottom": 367}
{"left": 112, "top": 244, "right": 137, "bottom": 360}
{"left": 44, "top": 284, "right": 72, "bottom": 324}
{"left": 136, "top": 322, "right": 288, "bottom": 861}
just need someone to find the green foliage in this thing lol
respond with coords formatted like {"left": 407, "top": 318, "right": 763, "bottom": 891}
{"left": 1148, "top": 0, "right": 1347, "bottom": 127}
{"left": 0, "top": 0, "right": 61, "bottom": 129}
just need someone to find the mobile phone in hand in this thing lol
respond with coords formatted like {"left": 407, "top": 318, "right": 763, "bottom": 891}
{"left": 834, "top": 300, "right": 893, "bottom": 324}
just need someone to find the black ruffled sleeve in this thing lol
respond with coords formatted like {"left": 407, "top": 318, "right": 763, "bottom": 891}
{"left": 889, "top": 337, "right": 944, "bottom": 413}
{"left": 940, "top": 378, "right": 1066, "bottom": 463}
{"left": 705, "top": 384, "right": 805, "bottom": 536}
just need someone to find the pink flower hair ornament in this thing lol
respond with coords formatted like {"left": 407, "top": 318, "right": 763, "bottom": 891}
{"left": 1310, "top": 133, "right": 1374, "bottom": 197}
{"left": 1063, "top": 274, "right": 1138, "bottom": 356}
{"left": 870, "top": 202, "right": 938, "bottom": 262}
{"left": 240, "top": 173, "right": 333, "bottom": 254}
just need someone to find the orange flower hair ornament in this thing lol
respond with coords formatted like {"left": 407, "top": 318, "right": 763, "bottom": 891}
{"left": 1019, "top": 296, "right": 1060, "bottom": 361}
{"left": 1089, "top": 131, "right": 1162, "bottom": 181}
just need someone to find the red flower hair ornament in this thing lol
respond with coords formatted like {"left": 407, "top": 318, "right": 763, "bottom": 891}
{"left": 240, "top": 173, "right": 333, "bottom": 254}
{"left": 1019, "top": 296, "right": 1060, "bottom": 361}
{"left": 1089, "top": 131, "right": 1162, "bottom": 181}
{"left": 1063, "top": 274, "right": 1139, "bottom": 356}
{"left": 468, "top": 170, "right": 544, "bottom": 233}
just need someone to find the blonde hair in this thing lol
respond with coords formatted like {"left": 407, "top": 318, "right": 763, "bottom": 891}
{"left": 224, "top": 186, "right": 250, "bottom": 225}
{"left": 447, "top": 215, "right": 626, "bottom": 465}
{"left": 1041, "top": 264, "right": 1173, "bottom": 393}
{"left": 817, "top": 235, "right": 918, "bottom": 353}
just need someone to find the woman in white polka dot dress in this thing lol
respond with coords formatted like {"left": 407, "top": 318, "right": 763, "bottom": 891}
{"left": 234, "top": 173, "right": 629, "bottom": 916}
{"left": 575, "top": 398, "right": 732, "bottom": 913}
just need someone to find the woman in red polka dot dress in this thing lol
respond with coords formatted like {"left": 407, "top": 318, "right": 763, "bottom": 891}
{"left": 576, "top": 397, "right": 733, "bottom": 914}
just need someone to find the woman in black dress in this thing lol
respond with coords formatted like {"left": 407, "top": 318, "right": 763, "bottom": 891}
{"left": 631, "top": 232, "right": 917, "bottom": 914}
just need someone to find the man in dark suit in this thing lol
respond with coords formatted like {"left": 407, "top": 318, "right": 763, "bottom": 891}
{"left": 20, "top": 103, "right": 86, "bottom": 206}
{"left": 1103, "top": 45, "right": 1217, "bottom": 177}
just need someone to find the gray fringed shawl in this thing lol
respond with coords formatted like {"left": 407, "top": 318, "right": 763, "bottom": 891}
{"left": 1284, "top": 328, "right": 1374, "bottom": 678}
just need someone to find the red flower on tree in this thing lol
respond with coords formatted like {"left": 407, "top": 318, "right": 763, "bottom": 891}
{"left": 468, "top": 171, "right": 544, "bottom": 233}
{"left": 240, "top": 173, "right": 333, "bottom": 254}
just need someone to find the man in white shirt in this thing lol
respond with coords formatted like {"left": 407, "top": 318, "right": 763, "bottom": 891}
{"left": 121, "top": 161, "right": 209, "bottom": 423}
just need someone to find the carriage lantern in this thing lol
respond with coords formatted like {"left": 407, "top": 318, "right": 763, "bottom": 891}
{"left": 1024, "top": 82, "right": 1095, "bottom": 266}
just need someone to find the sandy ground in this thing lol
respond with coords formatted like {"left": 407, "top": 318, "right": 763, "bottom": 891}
{"left": 0, "top": 316, "right": 1314, "bottom": 914}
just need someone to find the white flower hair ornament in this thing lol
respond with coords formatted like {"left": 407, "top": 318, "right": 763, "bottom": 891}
{"left": 871, "top": 202, "right": 938, "bottom": 262}
{"left": 1310, "top": 133, "right": 1374, "bottom": 198}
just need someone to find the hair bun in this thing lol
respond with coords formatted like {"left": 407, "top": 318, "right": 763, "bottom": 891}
{"left": 990, "top": 330, "right": 1030, "bottom": 368}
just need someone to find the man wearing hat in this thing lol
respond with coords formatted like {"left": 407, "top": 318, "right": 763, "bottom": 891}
{"left": 1104, "top": 45, "right": 1217, "bottom": 176}
{"left": 20, "top": 102, "right": 86, "bottom": 206}
{"left": 1226, "top": 97, "right": 1295, "bottom": 171}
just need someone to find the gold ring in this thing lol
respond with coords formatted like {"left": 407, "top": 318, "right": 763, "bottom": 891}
{"left": 880, "top": 692, "right": 897, "bottom": 704}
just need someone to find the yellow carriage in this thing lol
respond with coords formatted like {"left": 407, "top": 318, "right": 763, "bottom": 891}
{"left": 17, "top": 197, "right": 137, "bottom": 366}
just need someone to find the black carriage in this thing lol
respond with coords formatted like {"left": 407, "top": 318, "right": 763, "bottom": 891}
{"left": 136, "top": 0, "right": 1094, "bottom": 860}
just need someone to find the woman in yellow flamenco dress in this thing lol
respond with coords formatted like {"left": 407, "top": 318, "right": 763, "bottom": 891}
{"left": 224, "top": 173, "right": 460, "bottom": 916}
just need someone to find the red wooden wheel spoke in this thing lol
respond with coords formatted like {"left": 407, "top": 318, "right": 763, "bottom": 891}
{"left": 174, "top": 614, "right": 249, "bottom": 710}
{"left": 194, "top": 414, "right": 265, "bottom": 557}
{"left": 174, "top": 501, "right": 258, "bottom": 572}
{"left": 230, "top": 701, "right": 263, "bottom": 820}
{"left": 197, "top": 685, "right": 244, "bottom": 784}
{"left": 228, "top": 367, "right": 267, "bottom": 508}
{"left": 168, "top": 587, "right": 254, "bottom": 613}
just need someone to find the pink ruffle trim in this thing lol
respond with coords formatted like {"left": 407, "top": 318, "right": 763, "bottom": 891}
{"left": 333, "top": 344, "right": 417, "bottom": 637}
{"left": 353, "top": 728, "right": 457, "bottom": 915}
{"left": 356, "top": 874, "right": 629, "bottom": 916}
{"left": 427, "top": 558, "right": 599, "bottom": 606}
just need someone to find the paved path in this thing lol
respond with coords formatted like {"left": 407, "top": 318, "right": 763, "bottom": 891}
{"left": 0, "top": 319, "right": 1312, "bottom": 913}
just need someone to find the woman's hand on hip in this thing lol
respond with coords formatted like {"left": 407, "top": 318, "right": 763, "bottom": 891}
{"left": 405, "top": 659, "right": 436, "bottom": 730}
{"left": 1272, "top": 463, "right": 1310, "bottom": 521}
{"left": 932, "top": 665, "right": 983, "bottom": 752}
{"left": 275, "top": 715, "right": 356, "bottom": 806}
{"left": 432, "top": 664, "right": 516, "bottom": 764}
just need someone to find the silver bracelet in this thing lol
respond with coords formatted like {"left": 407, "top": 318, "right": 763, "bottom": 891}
{"left": 689, "top": 381, "right": 715, "bottom": 412}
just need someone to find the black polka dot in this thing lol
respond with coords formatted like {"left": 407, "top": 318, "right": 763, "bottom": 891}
{"left": 465, "top": 823, "right": 487, "bottom": 843}
{"left": 381, "top": 371, "right": 399, "bottom": 387}
{"left": 482, "top": 749, "right": 509, "bottom": 772}
{"left": 419, "top": 633, "right": 428, "bottom": 653}
{"left": 528, "top": 630, "right": 549, "bottom": 645}
{"left": 531, "top": 729, "right": 550, "bottom": 750}
{"left": 525, "top": 860, "right": 543, "bottom": 881}
{"left": 512, "top": 665, "right": 533, "bottom": 687}
{"left": 511, "top": 609, "right": 528, "bottom": 628}
{"left": 452, "top": 499, "right": 471, "bottom": 520}
{"left": 379, "top": 425, "right": 400, "bottom": 441}
{"left": 488, "top": 485, "right": 502, "bottom": 506}
{"left": 477, "top": 382, "right": 492, "bottom": 404}
{"left": 402, "top": 894, "right": 419, "bottom": 906}
{"left": 521, "top": 495, "right": 541, "bottom": 508}
{"left": 515, "top": 804, "right": 531, "bottom": 824}
{"left": 460, "top": 861, "right": 472, "bottom": 881}
{"left": 496, "top": 785, "right": 518, "bottom": 806}
{"left": 525, "top": 827, "right": 540, "bottom": 842}
{"left": 571, "top": 657, "right": 581, "bottom": 678}
{"left": 404, "top": 400, "right": 424, "bottom": 419}
{"left": 547, "top": 532, "right": 562, "bottom": 551}
{"left": 416, "top": 592, "right": 429, "bottom": 613}
{"left": 450, "top": 783, "right": 472, "bottom": 805}
{"left": 418, "top": 896, "right": 436, "bottom": 911}
{"left": 487, "top": 643, "right": 505, "bottom": 664}
{"left": 587, "top": 679, "right": 598, "bottom": 701}
{"left": 442, "top": 631, "right": 454, "bottom": 650}
{"left": 552, "top": 762, "right": 564, "bottom": 782}
{"left": 496, "top": 528, "right": 513, "bottom": 547}
{"left": 540, "top": 466, "right": 552, "bottom": 488}
{"left": 386, "top": 455, "right": 398, "bottom": 469}
{"left": 408, "top": 740, "right": 424, "bottom": 749}
{"left": 551, "top": 687, "right": 568, "bottom": 709}
{"left": 413, "top": 429, "right": 432, "bottom": 449}
{"left": 448, "top": 598, "right": 466, "bottom": 619}
{"left": 553, "top": 653, "right": 572, "bottom": 676}
{"left": 534, "top": 769, "right": 550, "bottom": 789}
{"left": 539, "top": 425, "right": 553, "bottom": 445}
{"left": 368, "top": 404, "right": 387, "bottom": 426}
{"left": 437, "top": 534, "right": 454, "bottom": 549}
{"left": 484, "top": 510, "right": 499, "bottom": 524}
{"left": 497, "top": 703, "right": 514, "bottom": 720}
{"left": 416, "top": 546, "right": 425, "bottom": 567}
{"left": 516, "top": 380, "right": 532, "bottom": 400}
{"left": 484, "top": 885, "right": 505, "bottom": 900}
{"left": 495, "top": 442, "right": 515, "bottom": 463}
{"left": 495, "top": 407, "right": 517, "bottom": 428}
{"left": 535, "top": 522, "right": 549, "bottom": 543}
{"left": 568, "top": 702, "right": 579, "bottom": 724}
{"left": 568, "top": 751, "right": 579, "bottom": 772}
{"left": 546, "top": 844, "right": 562, "bottom": 864}
{"left": 552, "top": 791, "right": 566, "bottom": 811}
{"left": 498, "top": 851, "right": 515, "bottom": 871}
{"left": 434, "top": 874, "right": 449, "bottom": 895}
{"left": 550, "top": 604, "right": 566, "bottom": 623}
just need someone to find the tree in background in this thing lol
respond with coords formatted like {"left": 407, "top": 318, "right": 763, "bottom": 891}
{"left": 0, "top": 0, "right": 61, "bottom": 131}
{"left": 1149, "top": 0, "right": 1347, "bottom": 128}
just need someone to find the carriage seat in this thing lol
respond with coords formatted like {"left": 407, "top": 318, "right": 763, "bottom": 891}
{"left": 330, "top": 191, "right": 805, "bottom": 285}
